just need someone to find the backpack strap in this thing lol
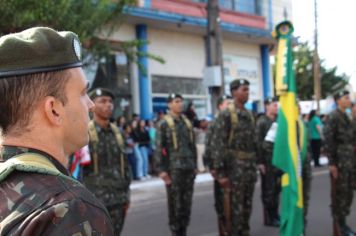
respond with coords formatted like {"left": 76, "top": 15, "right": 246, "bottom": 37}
{"left": 182, "top": 115, "right": 194, "bottom": 143}
{"left": 110, "top": 123, "right": 125, "bottom": 178}
{"left": 228, "top": 103, "right": 238, "bottom": 146}
{"left": 88, "top": 120, "right": 99, "bottom": 175}
{"left": 164, "top": 114, "right": 178, "bottom": 150}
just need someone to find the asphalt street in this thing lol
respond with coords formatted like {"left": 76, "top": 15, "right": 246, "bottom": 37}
{"left": 122, "top": 166, "right": 356, "bottom": 236}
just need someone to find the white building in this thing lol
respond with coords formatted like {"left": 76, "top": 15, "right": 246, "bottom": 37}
{"left": 90, "top": 0, "right": 293, "bottom": 120}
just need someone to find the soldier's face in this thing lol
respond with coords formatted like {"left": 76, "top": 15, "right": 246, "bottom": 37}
{"left": 267, "top": 101, "right": 279, "bottom": 115}
{"left": 338, "top": 95, "right": 351, "bottom": 109}
{"left": 233, "top": 85, "right": 249, "bottom": 104}
{"left": 92, "top": 96, "right": 114, "bottom": 120}
{"left": 169, "top": 98, "right": 183, "bottom": 114}
{"left": 62, "top": 68, "right": 94, "bottom": 154}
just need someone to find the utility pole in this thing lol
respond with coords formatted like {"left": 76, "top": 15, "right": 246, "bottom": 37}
{"left": 206, "top": 0, "right": 225, "bottom": 115}
{"left": 313, "top": 0, "right": 321, "bottom": 111}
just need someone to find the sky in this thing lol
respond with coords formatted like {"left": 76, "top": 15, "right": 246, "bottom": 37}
{"left": 292, "top": 0, "right": 356, "bottom": 89}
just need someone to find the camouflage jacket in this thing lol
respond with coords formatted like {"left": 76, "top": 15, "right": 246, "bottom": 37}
{"left": 155, "top": 114, "right": 197, "bottom": 172}
{"left": 0, "top": 146, "right": 114, "bottom": 236}
{"left": 204, "top": 118, "right": 217, "bottom": 169}
{"left": 83, "top": 121, "right": 131, "bottom": 206}
{"left": 255, "top": 114, "right": 275, "bottom": 165}
{"left": 323, "top": 109, "right": 354, "bottom": 169}
{"left": 211, "top": 105, "right": 257, "bottom": 178}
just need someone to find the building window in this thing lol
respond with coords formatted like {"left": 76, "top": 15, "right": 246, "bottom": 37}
{"left": 152, "top": 75, "right": 208, "bottom": 118}
{"left": 191, "top": 0, "right": 262, "bottom": 16}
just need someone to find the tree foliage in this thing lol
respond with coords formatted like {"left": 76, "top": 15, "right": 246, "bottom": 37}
{"left": 293, "top": 42, "right": 348, "bottom": 100}
{"left": 0, "top": 0, "right": 164, "bottom": 70}
{"left": 0, "top": 0, "right": 133, "bottom": 41}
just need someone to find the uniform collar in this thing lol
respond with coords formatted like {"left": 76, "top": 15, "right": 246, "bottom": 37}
{"left": 0, "top": 145, "right": 69, "bottom": 176}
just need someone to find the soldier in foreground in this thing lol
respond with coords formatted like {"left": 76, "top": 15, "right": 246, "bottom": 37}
{"left": 323, "top": 90, "right": 356, "bottom": 236}
{"left": 155, "top": 94, "right": 197, "bottom": 236}
{"left": 83, "top": 88, "right": 131, "bottom": 235}
{"left": 212, "top": 79, "right": 257, "bottom": 236}
{"left": 255, "top": 97, "right": 282, "bottom": 227}
{"left": 204, "top": 95, "right": 232, "bottom": 235}
{"left": 0, "top": 27, "right": 114, "bottom": 235}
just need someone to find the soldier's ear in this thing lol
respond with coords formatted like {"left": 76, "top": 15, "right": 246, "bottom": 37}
{"left": 43, "top": 96, "right": 64, "bottom": 126}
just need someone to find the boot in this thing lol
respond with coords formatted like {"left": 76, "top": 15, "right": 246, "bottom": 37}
{"left": 179, "top": 228, "right": 187, "bottom": 236}
{"left": 264, "top": 208, "right": 279, "bottom": 227}
{"left": 341, "top": 225, "right": 356, "bottom": 236}
{"left": 218, "top": 219, "right": 226, "bottom": 236}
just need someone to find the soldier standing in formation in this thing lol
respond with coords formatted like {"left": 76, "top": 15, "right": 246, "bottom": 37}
{"left": 212, "top": 79, "right": 257, "bottom": 236}
{"left": 255, "top": 97, "right": 281, "bottom": 227}
{"left": 83, "top": 88, "right": 131, "bottom": 235}
{"left": 155, "top": 94, "right": 197, "bottom": 236}
{"left": 0, "top": 27, "right": 114, "bottom": 235}
{"left": 323, "top": 90, "right": 356, "bottom": 236}
{"left": 205, "top": 95, "right": 232, "bottom": 235}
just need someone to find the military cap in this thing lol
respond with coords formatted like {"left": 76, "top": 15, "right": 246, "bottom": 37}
{"left": 0, "top": 27, "right": 82, "bottom": 78}
{"left": 230, "top": 79, "right": 250, "bottom": 90}
{"left": 334, "top": 90, "right": 350, "bottom": 101}
{"left": 167, "top": 93, "right": 183, "bottom": 103}
{"left": 264, "top": 96, "right": 279, "bottom": 105}
{"left": 89, "top": 87, "right": 115, "bottom": 100}
{"left": 217, "top": 94, "right": 232, "bottom": 106}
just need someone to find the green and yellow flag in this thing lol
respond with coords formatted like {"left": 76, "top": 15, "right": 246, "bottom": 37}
{"left": 272, "top": 21, "right": 304, "bottom": 236}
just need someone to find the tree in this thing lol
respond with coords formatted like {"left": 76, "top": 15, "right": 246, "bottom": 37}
{"left": 0, "top": 0, "right": 164, "bottom": 67}
{"left": 293, "top": 42, "right": 349, "bottom": 100}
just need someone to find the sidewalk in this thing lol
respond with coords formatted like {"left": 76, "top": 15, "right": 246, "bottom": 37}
{"left": 130, "top": 172, "right": 213, "bottom": 190}
{"left": 130, "top": 156, "right": 329, "bottom": 190}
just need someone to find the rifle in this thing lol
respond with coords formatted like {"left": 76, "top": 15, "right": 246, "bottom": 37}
{"left": 331, "top": 174, "right": 341, "bottom": 236}
{"left": 223, "top": 187, "right": 232, "bottom": 236}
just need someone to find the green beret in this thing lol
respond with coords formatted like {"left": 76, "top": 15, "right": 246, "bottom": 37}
{"left": 89, "top": 88, "right": 115, "bottom": 100}
{"left": 0, "top": 27, "right": 82, "bottom": 78}
{"left": 264, "top": 96, "right": 279, "bottom": 105}
{"left": 230, "top": 79, "right": 250, "bottom": 91}
{"left": 167, "top": 93, "right": 183, "bottom": 103}
{"left": 334, "top": 90, "right": 349, "bottom": 101}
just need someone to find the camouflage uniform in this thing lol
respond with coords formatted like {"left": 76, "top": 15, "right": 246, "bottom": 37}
{"left": 83, "top": 121, "right": 131, "bottom": 235}
{"left": 204, "top": 116, "right": 225, "bottom": 234}
{"left": 323, "top": 109, "right": 354, "bottom": 226}
{"left": 302, "top": 149, "right": 312, "bottom": 225}
{"left": 155, "top": 114, "right": 197, "bottom": 235}
{"left": 0, "top": 146, "right": 114, "bottom": 236}
{"left": 212, "top": 105, "right": 257, "bottom": 236}
{"left": 352, "top": 116, "right": 356, "bottom": 190}
{"left": 255, "top": 114, "right": 282, "bottom": 225}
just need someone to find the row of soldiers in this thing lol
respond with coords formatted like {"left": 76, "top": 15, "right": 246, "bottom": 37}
{"left": 155, "top": 79, "right": 356, "bottom": 236}
{"left": 153, "top": 78, "right": 310, "bottom": 236}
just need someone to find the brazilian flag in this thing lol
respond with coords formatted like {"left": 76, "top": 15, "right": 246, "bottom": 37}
{"left": 272, "top": 21, "right": 305, "bottom": 236}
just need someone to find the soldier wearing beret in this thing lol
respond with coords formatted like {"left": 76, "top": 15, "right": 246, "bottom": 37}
{"left": 255, "top": 97, "right": 282, "bottom": 227}
{"left": 83, "top": 87, "right": 131, "bottom": 235}
{"left": 155, "top": 94, "right": 197, "bottom": 236}
{"left": 0, "top": 27, "right": 114, "bottom": 235}
{"left": 323, "top": 90, "right": 356, "bottom": 235}
{"left": 204, "top": 95, "right": 232, "bottom": 235}
{"left": 211, "top": 79, "right": 257, "bottom": 235}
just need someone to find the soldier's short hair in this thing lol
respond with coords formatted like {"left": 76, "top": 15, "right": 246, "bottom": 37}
{"left": 264, "top": 96, "right": 278, "bottom": 105}
{"left": 229, "top": 79, "right": 250, "bottom": 91}
{"left": 333, "top": 90, "right": 349, "bottom": 101}
{"left": 167, "top": 93, "right": 183, "bottom": 103}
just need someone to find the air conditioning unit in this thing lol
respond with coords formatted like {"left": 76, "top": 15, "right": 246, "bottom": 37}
{"left": 203, "top": 66, "right": 222, "bottom": 87}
